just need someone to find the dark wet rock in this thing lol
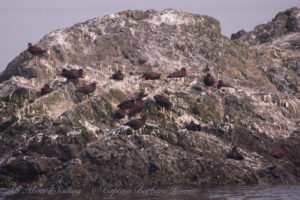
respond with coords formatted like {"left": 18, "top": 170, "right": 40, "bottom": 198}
{"left": 0, "top": 7, "right": 300, "bottom": 188}
{"left": 185, "top": 121, "right": 201, "bottom": 131}
{"left": 1, "top": 156, "right": 60, "bottom": 183}
{"left": 0, "top": 115, "right": 18, "bottom": 132}
{"left": 226, "top": 147, "right": 244, "bottom": 160}
{"left": 231, "top": 29, "right": 247, "bottom": 40}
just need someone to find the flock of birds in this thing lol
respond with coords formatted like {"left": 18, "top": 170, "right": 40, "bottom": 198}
{"left": 27, "top": 43, "right": 232, "bottom": 135}
{"left": 27, "top": 42, "right": 244, "bottom": 160}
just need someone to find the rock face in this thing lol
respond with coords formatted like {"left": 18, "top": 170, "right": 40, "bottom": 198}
{"left": 0, "top": 8, "right": 300, "bottom": 188}
{"left": 231, "top": 6, "right": 300, "bottom": 45}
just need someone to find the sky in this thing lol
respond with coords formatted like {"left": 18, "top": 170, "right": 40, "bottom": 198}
{"left": 0, "top": 0, "right": 299, "bottom": 73}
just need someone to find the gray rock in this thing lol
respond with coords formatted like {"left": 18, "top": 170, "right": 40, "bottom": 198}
{"left": 0, "top": 8, "right": 300, "bottom": 188}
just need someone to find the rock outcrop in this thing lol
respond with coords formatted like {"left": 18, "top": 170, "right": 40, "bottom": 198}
{"left": 0, "top": 7, "right": 300, "bottom": 189}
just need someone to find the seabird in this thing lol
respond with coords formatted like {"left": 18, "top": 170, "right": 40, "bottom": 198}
{"left": 27, "top": 42, "right": 47, "bottom": 61}
{"left": 124, "top": 115, "right": 149, "bottom": 134}
{"left": 167, "top": 68, "right": 189, "bottom": 78}
{"left": 142, "top": 72, "right": 161, "bottom": 80}
{"left": 75, "top": 82, "right": 97, "bottom": 95}
{"left": 204, "top": 73, "right": 215, "bottom": 86}
{"left": 40, "top": 84, "right": 53, "bottom": 96}
{"left": 111, "top": 70, "right": 124, "bottom": 80}
{"left": 154, "top": 94, "right": 172, "bottom": 113}
{"left": 60, "top": 68, "right": 86, "bottom": 80}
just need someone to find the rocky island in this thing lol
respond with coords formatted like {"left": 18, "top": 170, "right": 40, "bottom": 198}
{"left": 0, "top": 6, "right": 300, "bottom": 189}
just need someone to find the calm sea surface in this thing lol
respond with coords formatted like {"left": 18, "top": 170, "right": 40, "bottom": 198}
{"left": 1, "top": 184, "right": 300, "bottom": 200}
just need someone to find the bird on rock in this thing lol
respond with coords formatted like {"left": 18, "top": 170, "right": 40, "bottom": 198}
{"left": 118, "top": 99, "right": 136, "bottom": 111}
{"left": 60, "top": 69, "right": 86, "bottom": 80}
{"left": 128, "top": 99, "right": 145, "bottom": 118}
{"left": 204, "top": 73, "right": 215, "bottom": 86}
{"left": 215, "top": 80, "right": 233, "bottom": 89}
{"left": 226, "top": 147, "right": 244, "bottom": 160}
{"left": 167, "top": 68, "right": 189, "bottom": 78}
{"left": 111, "top": 70, "right": 124, "bottom": 80}
{"left": 117, "top": 92, "right": 147, "bottom": 112}
{"left": 142, "top": 72, "right": 161, "bottom": 80}
{"left": 75, "top": 82, "right": 97, "bottom": 95}
{"left": 40, "top": 84, "right": 53, "bottom": 96}
{"left": 114, "top": 109, "right": 126, "bottom": 120}
{"left": 27, "top": 42, "right": 47, "bottom": 61}
{"left": 124, "top": 115, "right": 149, "bottom": 135}
{"left": 154, "top": 94, "right": 172, "bottom": 113}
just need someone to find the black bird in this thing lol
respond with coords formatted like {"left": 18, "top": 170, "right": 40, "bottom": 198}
{"left": 204, "top": 73, "right": 215, "bottom": 86}
{"left": 128, "top": 100, "right": 145, "bottom": 118}
{"left": 142, "top": 72, "right": 161, "bottom": 80}
{"left": 117, "top": 92, "right": 147, "bottom": 112}
{"left": 60, "top": 68, "right": 86, "bottom": 80}
{"left": 40, "top": 84, "right": 53, "bottom": 96}
{"left": 111, "top": 70, "right": 124, "bottom": 80}
{"left": 27, "top": 42, "right": 47, "bottom": 61}
{"left": 226, "top": 147, "right": 244, "bottom": 160}
{"left": 154, "top": 94, "right": 172, "bottom": 113}
{"left": 216, "top": 80, "right": 224, "bottom": 89}
{"left": 118, "top": 99, "right": 136, "bottom": 110}
{"left": 185, "top": 121, "right": 201, "bottom": 131}
{"left": 216, "top": 80, "right": 232, "bottom": 89}
{"left": 114, "top": 109, "right": 126, "bottom": 120}
{"left": 167, "top": 68, "right": 189, "bottom": 78}
{"left": 75, "top": 82, "right": 97, "bottom": 95}
{"left": 124, "top": 115, "right": 149, "bottom": 134}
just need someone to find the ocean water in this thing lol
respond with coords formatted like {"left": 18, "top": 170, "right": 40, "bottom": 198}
{"left": 1, "top": 184, "right": 300, "bottom": 200}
